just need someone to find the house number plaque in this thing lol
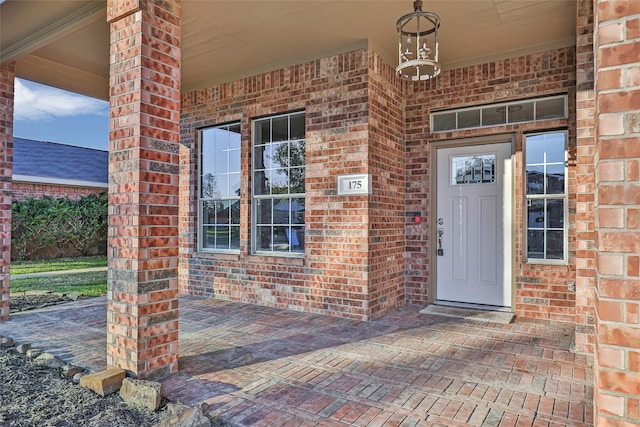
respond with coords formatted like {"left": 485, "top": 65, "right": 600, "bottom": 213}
{"left": 337, "top": 174, "right": 372, "bottom": 195}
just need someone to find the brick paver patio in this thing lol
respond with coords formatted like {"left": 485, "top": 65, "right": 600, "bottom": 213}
{"left": 0, "top": 295, "right": 593, "bottom": 426}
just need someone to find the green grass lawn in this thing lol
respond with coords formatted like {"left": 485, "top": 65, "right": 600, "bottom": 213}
{"left": 10, "top": 256, "right": 107, "bottom": 297}
{"left": 10, "top": 256, "right": 107, "bottom": 275}
{"left": 10, "top": 271, "right": 107, "bottom": 297}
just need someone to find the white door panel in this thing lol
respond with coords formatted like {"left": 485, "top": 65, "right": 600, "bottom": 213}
{"left": 436, "top": 142, "right": 512, "bottom": 307}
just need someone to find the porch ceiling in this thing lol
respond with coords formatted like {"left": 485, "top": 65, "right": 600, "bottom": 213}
{"left": 0, "top": 0, "right": 577, "bottom": 100}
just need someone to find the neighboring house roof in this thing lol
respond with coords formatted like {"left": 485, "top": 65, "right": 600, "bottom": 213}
{"left": 13, "top": 137, "right": 108, "bottom": 188}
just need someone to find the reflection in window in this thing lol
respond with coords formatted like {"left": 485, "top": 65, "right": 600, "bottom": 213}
{"left": 199, "top": 123, "right": 241, "bottom": 251}
{"left": 253, "top": 112, "right": 305, "bottom": 254}
{"left": 452, "top": 154, "right": 496, "bottom": 185}
{"left": 525, "top": 131, "right": 567, "bottom": 261}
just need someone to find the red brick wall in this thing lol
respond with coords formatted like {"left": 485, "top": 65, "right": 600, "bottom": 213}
{"left": 405, "top": 47, "right": 578, "bottom": 322}
{"left": 575, "top": 0, "right": 597, "bottom": 354}
{"left": 180, "top": 49, "right": 406, "bottom": 320}
{"left": 593, "top": 0, "right": 640, "bottom": 424}
{"left": 12, "top": 183, "right": 104, "bottom": 201}
{"left": 0, "top": 61, "right": 15, "bottom": 321}
{"left": 367, "top": 53, "right": 406, "bottom": 317}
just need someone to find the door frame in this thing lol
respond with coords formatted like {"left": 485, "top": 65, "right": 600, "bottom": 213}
{"left": 429, "top": 134, "right": 516, "bottom": 310}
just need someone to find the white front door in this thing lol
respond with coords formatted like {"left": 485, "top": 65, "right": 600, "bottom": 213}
{"left": 435, "top": 141, "right": 512, "bottom": 308}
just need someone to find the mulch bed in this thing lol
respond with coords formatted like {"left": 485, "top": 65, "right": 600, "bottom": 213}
{"left": 2, "top": 294, "right": 166, "bottom": 426}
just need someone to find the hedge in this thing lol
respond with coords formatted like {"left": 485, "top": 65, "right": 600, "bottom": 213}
{"left": 11, "top": 193, "right": 108, "bottom": 260}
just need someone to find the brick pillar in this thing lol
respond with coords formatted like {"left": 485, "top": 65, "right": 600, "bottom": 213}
{"left": 574, "top": 0, "right": 597, "bottom": 354}
{"left": 594, "top": 0, "right": 640, "bottom": 424}
{"left": 0, "top": 62, "right": 15, "bottom": 321}
{"left": 107, "top": 0, "right": 181, "bottom": 379}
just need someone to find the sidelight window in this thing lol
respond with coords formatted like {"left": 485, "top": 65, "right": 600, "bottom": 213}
{"left": 525, "top": 131, "right": 567, "bottom": 262}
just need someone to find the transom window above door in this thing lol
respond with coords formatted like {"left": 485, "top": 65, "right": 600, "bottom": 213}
{"left": 431, "top": 95, "right": 567, "bottom": 133}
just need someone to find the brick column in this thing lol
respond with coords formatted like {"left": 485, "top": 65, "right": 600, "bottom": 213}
{"left": 574, "top": 0, "right": 597, "bottom": 354}
{"left": 594, "top": 0, "right": 640, "bottom": 424}
{"left": 0, "top": 62, "right": 15, "bottom": 321}
{"left": 107, "top": 0, "right": 181, "bottom": 379}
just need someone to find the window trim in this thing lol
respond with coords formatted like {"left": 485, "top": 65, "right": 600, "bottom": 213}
{"left": 524, "top": 130, "right": 568, "bottom": 264}
{"left": 251, "top": 111, "right": 306, "bottom": 257}
{"left": 197, "top": 122, "right": 242, "bottom": 254}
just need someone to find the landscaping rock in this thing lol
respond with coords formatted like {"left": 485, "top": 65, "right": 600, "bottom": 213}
{"left": 62, "top": 364, "right": 84, "bottom": 379}
{"left": 119, "top": 377, "right": 163, "bottom": 411}
{"left": 26, "top": 348, "right": 44, "bottom": 358}
{"left": 35, "top": 352, "right": 65, "bottom": 369}
{"left": 79, "top": 368, "right": 125, "bottom": 396}
{"left": 0, "top": 336, "right": 14, "bottom": 348}
{"left": 16, "top": 343, "right": 32, "bottom": 353}
{"left": 72, "top": 372, "right": 85, "bottom": 384}
{"left": 155, "top": 403, "right": 211, "bottom": 427}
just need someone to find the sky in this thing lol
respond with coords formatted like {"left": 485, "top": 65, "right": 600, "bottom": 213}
{"left": 13, "top": 79, "right": 109, "bottom": 151}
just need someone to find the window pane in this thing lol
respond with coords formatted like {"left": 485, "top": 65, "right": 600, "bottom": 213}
{"left": 256, "top": 199, "right": 273, "bottom": 225}
{"left": 482, "top": 106, "right": 506, "bottom": 126}
{"left": 256, "top": 225, "right": 272, "bottom": 250}
{"left": 546, "top": 164, "right": 565, "bottom": 194}
{"left": 273, "top": 198, "right": 291, "bottom": 224}
{"left": 216, "top": 174, "right": 229, "bottom": 197}
{"left": 200, "top": 173, "right": 216, "bottom": 198}
{"left": 527, "top": 230, "right": 544, "bottom": 259}
{"left": 256, "top": 120, "right": 270, "bottom": 143}
{"left": 546, "top": 230, "right": 564, "bottom": 259}
{"left": 526, "top": 133, "right": 565, "bottom": 164}
{"left": 273, "top": 226, "right": 289, "bottom": 250}
{"left": 432, "top": 112, "right": 456, "bottom": 132}
{"left": 229, "top": 172, "right": 241, "bottom": 197}
{"left": 289, "top": 167, "right": 305, "bottom": 194}
{"left": 228, "top": 148, "right": 240, "bottom": 172}
{"left": 452, "top": 154, "right": 495, "bottom": 185}
{"left": 254, "top": 170, "right": 269, "bottom": 195}
{"left": 201, "top": 201, "right": 216, "bottom": 224}
{"left": 526, "top": 166, "right": 544, "bottom": 195}
{"left": 536, "top": 97, "right": 565, "bottom": 120}
{"left": 272, "top": 116, "right": 289, "bottom": 142}
{"left": 527, "top": 200, "right": 545, "bottom": 228}
{"left": 290, "top": 140, "right": 305, "bottom": 167}
{"left": 458, "top": 110, "right": 480, "bottom": 129}
{"left": 202, "top": 225, "right": 216, "bottom": 249}
{"left": 290, "top": 113, "right": 305, "bottom": 140}
{"left": 291, "top": 226, "right": 305, "bottom": 252}
{"left": 229, "top": 125, "right": 241, "bottom": 149}
{"left": 229, "top": 226, "right": 240, "bottom": 250}
{"left": 285, "top": 227, "right": 303, "bottom": 251}
{"left": 546, "top": 199, "right": 564, "bottom": 228}
{"left": 270, "top": 169, "right": 289, "bottom": 194}
{"left": 292, "top": 198, "right": 305, "bottom": 224}
{"left": 270, "top": 142, "right": 287, "bottom": 169}
{"left": 508, "top": 102, "right": 534, "bottom": 123}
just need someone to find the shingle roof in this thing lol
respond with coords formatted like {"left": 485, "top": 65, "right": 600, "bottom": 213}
{"left": 13, "top": 137, "right": 108, "bottom": 184}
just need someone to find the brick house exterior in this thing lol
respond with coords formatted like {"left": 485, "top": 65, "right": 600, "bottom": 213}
{"left": 1, "top": 0, "right": 639, "bottom": 424}
{"left": 12, "top": 137, "right": 108, "bottom": 201}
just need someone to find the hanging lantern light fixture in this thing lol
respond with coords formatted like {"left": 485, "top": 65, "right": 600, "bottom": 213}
{"left": 396, "top": 0, "right": 441, "bottom": 81}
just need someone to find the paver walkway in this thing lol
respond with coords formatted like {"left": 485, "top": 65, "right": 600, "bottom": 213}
{"left": 0, "top": 295, "right": 594, "bottom": 426}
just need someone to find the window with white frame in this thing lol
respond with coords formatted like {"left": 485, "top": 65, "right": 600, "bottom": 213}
{"left": 198, "top": 123, "right": 241, "bottom": 251}
{"left": 525, "top": 131, "right": 567, "bottom": 261}
{"left": 252, "top": 112, "right": 305, "bottom": 255}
